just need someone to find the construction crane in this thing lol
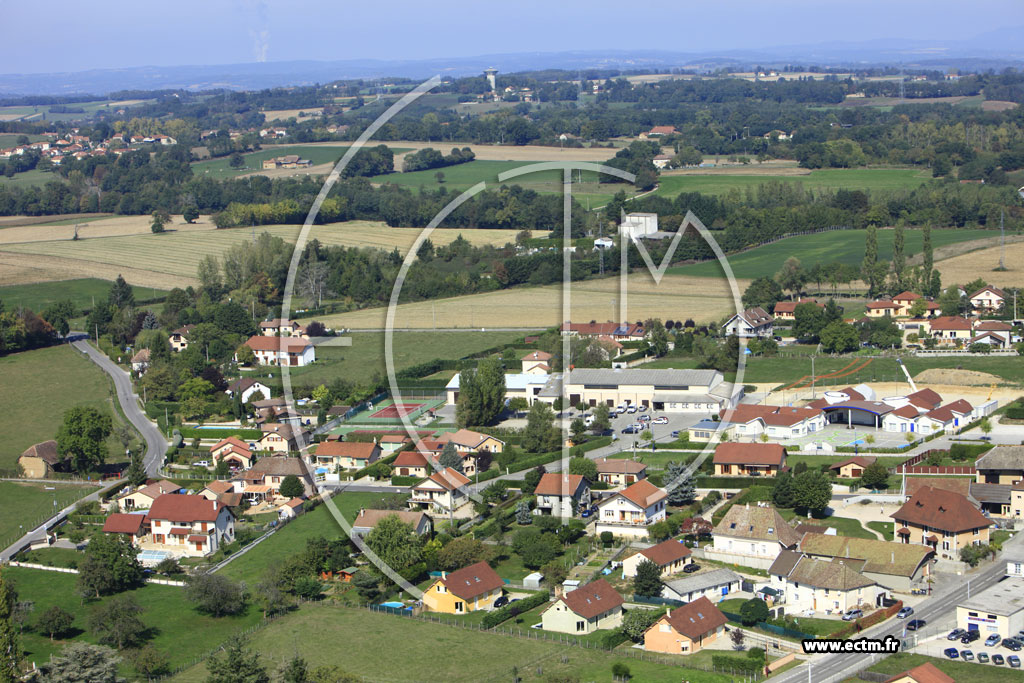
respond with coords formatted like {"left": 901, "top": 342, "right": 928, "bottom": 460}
{"left": 987, "top": 383, "right": 995, "bottom": 402}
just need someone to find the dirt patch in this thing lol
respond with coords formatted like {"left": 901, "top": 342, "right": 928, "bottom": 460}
{"left": 913, "top": 369, "right": 1004, "bottom": 387}
{"left": 981, "top": 100, "right": 1019, "bottom": 112}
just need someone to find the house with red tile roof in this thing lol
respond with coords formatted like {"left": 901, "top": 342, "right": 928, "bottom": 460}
{"left": 719, "top": 404, "right": 825, "bottom": 440}
{"left": 409, "top": 467, "right": 472, "bottom": 517}
{"left": 645, "top": 125, "right": 677, "bottom": 137}
{"left": 143, "top": 493, "right": 235, "bottom": 558}
{"left": 712, "top": 443, "right": 787, "bottom": 477}
{"left": 927, "top": 316, "right": 975, "bottom": 346}
{"left": 593, "top": 457, "right": 647, "bottom": 487}
{"left": 916, "top": 399, "right": 974, "bottom": 435}
{"left": 313, "top": 440, "right": 381, "bottom": 470}
{"left": 392, "top": 449, "right": 432, "bottom": 478}
{"left": 422, "top": 561, "right": 504, "bottom": 614}
{"left": 621, "top": 538, "right": 692, "bottom": 578}
{"left": 882, "top": 662, "right": 954, "bottom": 683}
{"left": 241, "top": 335, "right": 315, "bottom": 366}
{"left": 892, "top": 486, "right": 991, "bottom": 560}
{"left": 102, "top": 513, "right": 148, "bottom": 545}
{"left": 772, "top": 298, "right": 822, "bottom": 320}
{"left": 595, "top": 479, "right": 667, "bottom": 539}
{"left": 521, "top": 350, "right": 553, "bottom": 373}
{"left": 968, "top": 285, "right": 1006, "bottom": 312}
{"left": 829, "top": 456, "right": 877, "bottom": 478}
{"left": 541, "top": 579, "right": 623, "bottom": 634}
{"left": 643, "top": 596, "right": 728, "bottom": 655}
{"left": 533, "top": 473, "right": 590, "bottom": 517}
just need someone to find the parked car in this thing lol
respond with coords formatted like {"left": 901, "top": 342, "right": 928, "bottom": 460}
{"left": 652, "top": 416, "right": 669, "bottom": 424}
{"left": 979, "top": 653, "right": 990, "bottom": 663}
{"left": 194, "top": 460, "right": 209, "bottom": 467}
{"left": 961, "top": 650, "right": 974, "bottom": 661}
{"left": 670, "top": 430, "right": 681, "bottom": 438}
{"left": 1011, "top": 655, "right": 1022, "bottom": 668}
{"left": 987, "top": 634, "right": 1002, "bottom": 647}
{"left": 906, "top": 619, "right": 926, "bottom": 631}
{"left": 842, "top": 609, "right": 864, "bottom": 622}
{"left": 683, "top": 563, "right": 700, "bottom": 573}
{"left": 993, "top": 654, "right": 1006, "bottom": 665}
{"left": 493, "top": 596, "right": 509, "bottom": 608}
{"left": 621, "top": 424, "right": 642, "bottom": 434}
{"left": 638, "top": 414, "right": 651, "bottom": 423}
{"left": 943, "top": 648, "right": 960, "bottom": 659}
{"left": 637, "top": 405, "right": 647, "bottom": 412}
{"left": 962, "top": 630, "right": 981, "bottom": 644}
{"left": 1003, "top": 639, "right": 1023, "bottom": 651}
{"left": 948, "top": 629, "right": 966, "bottom": 641}
{"left": 897, "top": 606, "right": 914, "bottom": 619}
{"left": 626, "top": 405, "right": 638, "bottom": 414}
{"left": 581, "top": 508, "right": 592, "bottom": 518}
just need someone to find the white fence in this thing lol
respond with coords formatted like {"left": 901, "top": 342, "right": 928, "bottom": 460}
{"left": 7, "top": 560, "right": 186, "bottom": 586}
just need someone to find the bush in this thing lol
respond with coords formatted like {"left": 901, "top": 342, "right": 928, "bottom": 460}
{"left": 711, "top": 654, "right": 761, "bottom": 675}
{"left": 600, "top": 531, "right": 614, "bottom": 547}
{"left": 739, "top": 598, "right": 769, "bottom": 626}
{"left": 481, "top": 592, "right": 550, "bottom": 629}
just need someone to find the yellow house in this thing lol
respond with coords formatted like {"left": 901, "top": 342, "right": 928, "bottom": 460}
{"left": 540, "top": 579, "right": 623, "bottom": 634}
{"left": 892, "top": 486, "right": 991, "bottom": 560}
{"left": 829, "top": 456, "right": 876, "bottom": 479}
{"left": 422, "top": 561, "right": 504, "bottom": 614}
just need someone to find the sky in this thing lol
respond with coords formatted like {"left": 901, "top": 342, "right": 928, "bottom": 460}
{"left": 2, "top": 0, "right": 1022, "bottom": 74}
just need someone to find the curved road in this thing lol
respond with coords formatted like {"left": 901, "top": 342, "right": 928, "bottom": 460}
{"left": 71, "top": 337, "right": 169, "bottom": 475}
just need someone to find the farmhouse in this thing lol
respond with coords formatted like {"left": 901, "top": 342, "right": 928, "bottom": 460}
{"left": 225, "top": 378, "right": 272, "bottom": 403}
{"left": 595, "top": 479, "right": 667, "bottom": 539}
{"left": 722, "top": 307, "right": 774, "bottom": 339}
{"left": 351, "top": 509, "right": 433, "bottom": 537}
{"left": 143, "top": 494, "right": 235, "bottom": 558}
{"left": 533, "top": 473, "right": 590, "bottom": 517}
{"left": 312, "top": 441, "right": 381, "bottom": 470}
{"left": 892, "top": 486, "right": 991, "bottom": 560}
{"left": 593, "top": 457, "right": 647, "bottom": 487}
{"left": 560, "top": 321, "right": 646, "bottom": 341}
{"left": 541, "top": 579, "right": 623, "bottom": 634}
{"left": 18, "top": 440, "right": 61, "bottom": 479}
{"left": 660, "top": 568, "right": 742, "bottom": 603}
{"left": 707, "top": 503, "right": 800, "bottom": 567}
{"left": 242, "top": 336, "right": 315, "bottom": 366}
{"left": 956, "top": 577, "right": 1024, "bottom": 639}
{"left": 621, "top": 538, "right": 692, "bottom": 578}
{"left": 422, "top": 561, "right": 503, "bottom": 614}
{"left": 975, "top": 446, "right": 1024, "bottom": 485}
{"left": 969, "top": 285, "right": 1006, "bottom": 312}
{"left": 643, "top": 596, "right": 728, "bottom": 655}
{"left": 261, "top": 154, "right": 312, "bottom": 169}
{"left": 768, "top": 550, "right": 885, "bottom": 613}
{"left": 712, "top": 443, "right": 787, "bottom": 477}
{"left": 797, "top": 532, "right": 933, "bottom": 591}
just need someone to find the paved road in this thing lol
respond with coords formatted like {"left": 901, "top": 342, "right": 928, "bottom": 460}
{"left": 773, "top": 534, "right": 1022, "bottom": 683}
{"left": 71, "top": 338, "right": 169, "bottom": 475}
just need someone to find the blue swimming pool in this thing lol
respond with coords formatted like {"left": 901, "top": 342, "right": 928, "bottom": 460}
{"left": 380, "top": 601, "right": 406, "bottom": 609}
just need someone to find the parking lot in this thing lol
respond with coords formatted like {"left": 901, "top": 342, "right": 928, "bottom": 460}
{"left": 911, "top": 621, "right": 1024, "bottom": 670}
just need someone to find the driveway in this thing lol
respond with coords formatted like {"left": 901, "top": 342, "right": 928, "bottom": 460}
{"left": 71, "top": 338, "right": 169, "bottom": 476}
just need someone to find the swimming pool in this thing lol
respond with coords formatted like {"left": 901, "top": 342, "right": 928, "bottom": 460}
{"left": 380, "top": 601, "right": 406, "bottom": 609}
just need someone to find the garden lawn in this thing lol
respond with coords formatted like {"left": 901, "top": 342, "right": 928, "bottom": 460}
{"left": 219, "top": 492, "right": 404, "bottom": 585}
{"left": 786, "top": 454, "right": 906, "bottom": 471}
{"left": 655, "top": 168, "right": 932, "bottom": 200}
{"left": 776, "top": 508, "right": 876, "bottom": 540}
{"left": 0, "top": 482, "right": 98, "bottom": 548}
{"left": 868, "top": 521, "right": 895, "bottom": 538}
{"left": 607, "top": 451, "right": 700, "bottom": 470}
{"left": 0, "top": 278, "right": 166, "bottom": 312}
{"left": 5, "top": 566, "right": 263, "bottom": 673}
{"left": 168, "top": 604, "right": 731, "bottom": 683}
{"left": 0, "top": 345, "right": 127, "bottom": 471}
{"left": 863, "top": 653, "right": 1024, "bottom": 683}
{"left": 667, "top": 228, "right": 991, "bottom": 281}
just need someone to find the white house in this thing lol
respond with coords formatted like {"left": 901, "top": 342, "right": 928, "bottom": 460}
{"left": 225, "top": 378, "right": 272, "bottom": 403}
{"left": 594, "top": 479, "right": 667, "bottom": 539}
{"left": 661, "top": 568, "right": 743, "bottom": 603}
{"left": 540, "top": 579, "right": 624, "bottom": 634}
{"left": 720, "top": 404, "right": 825, "bottom": 440}
{"left": 721, "top": 307, "right": 774, "bottom": 339}
{"left": 706, "top": 503, "right": 801, "bottom": 568}
{"left": 969, "top": 285, "right": 1006, "bottom": 312}
{"left": 619, "top": 213, "right": 658, "bottom": 240}
{"left": 768, "top": 550, "right": 886, "bottom": 614}
{"left": 409, "top": 468, "right": 472, "bottom": 517}
{"left": 242, "top": 336, "right": 315, "bottom": 367}
{"left": 533, "top": 473, "right": 590, "bottom": 517}
{"left": 143, "top": 494, "right": 235, "bottom": 558}
{"left": 621, "top": 538, "right": 692, "bottom": 578}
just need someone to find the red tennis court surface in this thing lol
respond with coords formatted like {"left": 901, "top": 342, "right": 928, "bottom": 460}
{"left": 370, "top": 403, "right": 425, "bottom": 418}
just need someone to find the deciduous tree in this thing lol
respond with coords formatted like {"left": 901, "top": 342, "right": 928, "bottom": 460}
{"left": 56, "top": 406, "right": 113, "bottom": 474}
{"left": 633, "top": 559, "right": 662, "bottom": 597}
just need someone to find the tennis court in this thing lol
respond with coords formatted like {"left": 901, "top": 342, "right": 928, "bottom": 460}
{"left": 370, "top": 402, "right": 426, "bottom": 419}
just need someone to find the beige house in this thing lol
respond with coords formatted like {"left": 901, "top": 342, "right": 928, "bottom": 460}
{"left": 541, "top": 579, "right": 623, "bottom": 634}
{"left": 798, "top": 532, "right": 933, "bottom": 592}
{"left": 892, "top": 486, "right": 991, "bottom": 560}
{"left": 712, "top": 443, "right": 787, "bottom": 477}
{"left": 829, "top": 456, "right": 876, "bottom": 479}
{"left": 768, "top": 550, "right": 885, "bottom": 614}
{"left": 594, "top": 479, "right": 668, "bottom": 539}
{"left": 621, "top": 538, "right": 692, "bottom": 578}
{"left": 409, "top": 468, "right": 472, "bottom": 517}
{"left": 976, "top": 446, "right": 1024, "bottom": 485}
{"left": 435, "top": 429, "right": 505, "bottom": 475}
{"left": 313, "top": 441, "right": 382, "bottom": 470}
{"left": 169, "top": 324, "right": 194, "bottom": 352}
{"left": 533, "top": 473, "right": 590, "bottom": 517}
{"left": 392, "top": 450, "right": 432, "bottom": 478}
{"left": 707, "top": 504, "right": 800, "bottom": 567}
{"left": 18, "top": 440, "right": 60, "bottom": 479}
{"left": 593, "top": 458, "right": 647, "bottom": 487}
{"left": 643, "top": 597, "right": 728, "bottom": 655}
{"left": 969, "top": 285, "right": 1006, "bottom": 312}
{"left": 520, "top": 350, "right": 552, "bottom": 373}
{"left": 143, "top": 494, "right": 235, "bottom": 558}
{"left": 257, "top": 424, "right": 308, "bottom": 453}
{"left": 116, "top": 480, "right": 182, "bottom": 511}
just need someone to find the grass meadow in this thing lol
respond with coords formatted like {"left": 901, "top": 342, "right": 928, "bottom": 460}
{"left": 190, "top": 145, "right": 359, "bottom": 180}
{"left": 655, "top": 167, "right": 932, "bottom": 199}
{"left": 0, "top": 278, "right": 166, "bottom": 312}
{"left": 0, "top": 482, "right": 98, "bottom": 548}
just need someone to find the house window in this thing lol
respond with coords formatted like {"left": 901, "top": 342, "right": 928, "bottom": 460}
{"left": 455, "top": 601, "right": 464, "bottom": 613}
{"left": 576, "top": 621, "right": 586, "bottom": 632}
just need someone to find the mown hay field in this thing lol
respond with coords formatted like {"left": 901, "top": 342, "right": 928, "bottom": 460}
{"left": 0, "top": 222, "right": 522, "bottom": 288}
{"left": 314, "top": 272, "right": 746, "bottom": 330}
{"left": 933, "top": 240, "right": 1024, "bottom": 288}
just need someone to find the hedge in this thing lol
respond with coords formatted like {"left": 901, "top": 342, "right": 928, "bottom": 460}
{"left": 481, "top": 592, "right": 550, "bottom": 629}
{"left": 178, "top": 427, "right": 262, "bottom": 441}
{"left": 695, "top": 476, "right": 769, "bottom": 489}
{"left": 390, "top": 475, "right": 422, "bottom": 487}
{"left": 1006, "top": 406, "right": 1024, "bottom": 420}
{"left": 711, "top": 654, "right": 761, "bottom": 675}
{"left": 596, "top": 629, "right": 630, "bottom": 650}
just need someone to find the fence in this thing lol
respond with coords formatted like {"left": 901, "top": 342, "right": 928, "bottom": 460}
{"left": 720, "top": 610, "right": 816, "bottom": 641}
{"left": 7, "top": 561, "right": 186, "bottom": 586}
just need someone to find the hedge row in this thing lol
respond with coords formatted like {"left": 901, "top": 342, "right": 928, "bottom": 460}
{"left": 711, "top": 654, "right": 761, "bottom": 675}
{"left": 178, "top": 427, "right": 262, "bottom": 441}
{"left": 481, "top": 592, "right": 550, "bottom": 629}
{"left": 695, "top": 476, "right": 769, "bottom": 489}
{"left": 825, "top": 600, "right": 903, "bottom": 639}
{"left": 390, "top": 475, "right": 421, "bottom": 487}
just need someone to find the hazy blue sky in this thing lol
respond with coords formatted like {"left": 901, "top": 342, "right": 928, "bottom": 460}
{"left": 2, "top": 0, "right": 1021, "bottom": 74}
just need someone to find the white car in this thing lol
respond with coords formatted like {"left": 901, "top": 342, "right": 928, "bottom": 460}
{"left": 626, "top": 405, "right": 638, "bottom": 414}
{"left": 194, "top": 460, "right": 210, "bottom": 468}
{"left": 616, "top": 405, "right": 627, "bottom": 414}
{"left": 652, "top": 416, "right": 669, "bottom": 424}
{"left": 637, "top": 405, "right": 647, "bottom": 412}
{"left": 584, "top": 414, "right": 596, "bottom": 426}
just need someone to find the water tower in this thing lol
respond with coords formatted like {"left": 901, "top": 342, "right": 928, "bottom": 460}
{"left": 484, "top": 68, "right": 498, "bottom": 92}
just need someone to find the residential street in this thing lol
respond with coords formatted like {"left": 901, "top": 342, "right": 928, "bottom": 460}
{"left": 71, "top": 336, "right": 169, "bottom": 476}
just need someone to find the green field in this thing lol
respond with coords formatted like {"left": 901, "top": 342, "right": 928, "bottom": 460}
{"left": 0, "top": 481, "right": 98, "bottom": 548}
{"left": 266, "top": 329, "right": 536, "bottom": 386}
{"left": 0, "top": 168, "right": 63, "bottom": 189}
{"left": 667, "top": 228, "right": 993, "bottom": 280}
{"left": 372, "top": 159, "right": 636, "bottom": 206}
{"left": 0, "top": 345, "right": 126, "bottom": 470}
{"left": 0, "top": 134, "right": 47, "bottom": 147}
{"left": 220, "top": 492, "right": 405, "bottom": 585}
{"left": 190, "top": 145, "right": 359, "bottom": 180}
{"left": 655, "top": 167, "right": 932, "bottom": 199}
{"left": 169, "top": 604, "right": 730, "bottom": 683}
{"left": 864, "top": 653, "right": 1024, "bottom": 682}
{"left": 4, "top": 566, "right": 263, "bottom": 674}
{"left": 0, "top": 278, "right": 166, "bottom": 312}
